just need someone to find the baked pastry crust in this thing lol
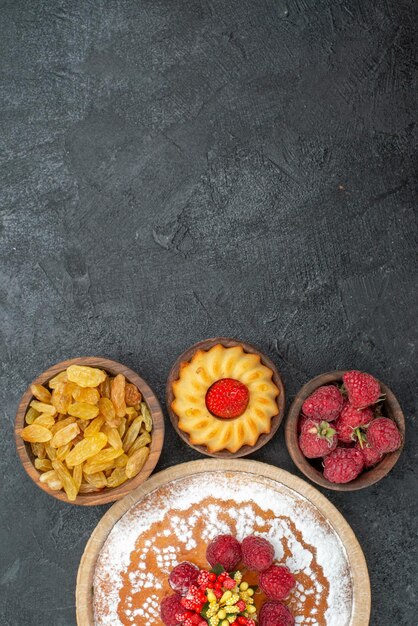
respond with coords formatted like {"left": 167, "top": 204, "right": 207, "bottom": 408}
{"left": 171, "top": 344, "right": 280, "bottom": 453}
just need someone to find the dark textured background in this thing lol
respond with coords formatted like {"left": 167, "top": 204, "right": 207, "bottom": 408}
{"left": 1, "top": 1, "right": 417, "bottom": 625}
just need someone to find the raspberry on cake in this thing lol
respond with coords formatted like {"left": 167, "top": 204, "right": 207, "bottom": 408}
{"left": 206, "top": 534, "right": 242, "bottom": 571}
{"left": 259, "top": 565, "right": 296, "bottom": 601}
{"left": 259, "top": 600, "right": 295, "bottom": 626}
{"left": 171, "top": 343, "right": 280, "bottom": 453}
{"left": 160, "top": 593, "right": 184, "bottom": 626}
{"left": 241, "top": 535, "right": 274, "bottom": 571}
{"left": 169, "top": 561, "right": 200, "bottom": 595}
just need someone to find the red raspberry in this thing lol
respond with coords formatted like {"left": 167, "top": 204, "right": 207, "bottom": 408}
{"left": 169, "top": 561, "right": 200, "bottom": 595}
{"left": 343, "top": 371, "right": 381, "bottom": 408}
{"left": 366, "top": 417, "right": 402, "bottom": 453}
{"left": 299, "top": 419, "right": 338, "bottom": 458}
{"left": 302, "top": 385, "right": 343, "bottom": 421}
{"left": 242, "top": 535, "right": 274, "bottom": 571}
{"left": 206, "top": 378, "right": 249, "bottom": 418}
{"left": 236, "top": 599, "right": 246, "bottom": 612}
{"left": 334, "top": 404, "right": 373, "bottom": 444}
{"left": 206, "top": 534, "right": 242, "bottom": 571}
{"left": 355, "top": 442, "right": 384, "bottom": 467}
{"left": 160, "top": 593, "right": 183, "bottom": 626}
{"left": 323, "top": 447, "right": 364, "bottom": 483}
{"left": 259, "top": 565, "right": 296, "bottom": 600}
{"left": 259, "top": 600, "right": 295, "bottom": 626}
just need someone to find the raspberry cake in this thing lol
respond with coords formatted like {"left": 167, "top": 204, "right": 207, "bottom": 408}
{"left": 171, "top": 344, "right": 280, "bottom": 453}
{"left": 92, "top": 468, "right": 359, "bottom": 626}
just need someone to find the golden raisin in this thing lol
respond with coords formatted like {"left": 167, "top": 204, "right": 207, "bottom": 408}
{"left": 50, "top": 423, "right": 80, "bottom": 448}
{"left": 122, "top": 416, "right": 143, "bottom": 452}
{"left": 31, "top": 384, "right": 52, "bottom": 403}
{"left": 83, "top": 448, "right": 124, "bottom": 475}
{"left": 29, "top": 401, "right": 57, "bottom": 416}
{"left": 140, "top": 402, "right": 153, "bottom": 432}
{"left": 25, "top": 407, "right": 40, "bottom": 425}
{"left": 51, "top": 383, "right": 73, "bottom": 414}
{"left": 50, "top": 416, "right": 76, "bottom": 435}
{"left": 72, "top": 386, "right": 100, "bottom": 404}
{"left": 111, "top": 374, "right": 126, "bottom": 418}
{"left": 31, "top": 442, "right": 46, "bottom": 458}
{"left": 72, "top": 463, "right": 83, "bottom": 492}
{"left": 34, "top": 458, "right": 52, "bottom": 472}
{"left": 107, "top": 467, "right": 129, "bottom": 488}
{"left": 33, "top": 414, "right": 56, "bottom": 428}
{"left": 52, "top": 460, "right": 78, "bottom": 501}
{"left": 99, "top": 397, "right": 121, "bottom": 428}
{"left": 125, "top": 447, "right": 150, "bottom": 479}
{"left": 84, "top": 416, "right": 105, "bottom": 437}
{"left": 101, "top": 424, "right": 123, "bottom": 449}
{"left": 56, "top": 443, "right": 72, "bottom": 461}
{"left": 48, "top": 371, "right": 68, "bottom": 389}
{"left": 83, "top": 471, "right": 107, "bottom": 488}
{"left": 65, "top": 432, "right": 107, "bottom": 467}
{"left": 67, "top": 365, "right": 106, "bottom": 388}
{"left": 128, "top": 431, "right": 151, "bottom": 456}
{"left": 68, "top": 402, "right": 99, "bottom": 420}
{"left": 99, "top": 376, "right": 111, "bottom": 399}
{"left": 21, "top": 424, "right": 52, "bottom": 443}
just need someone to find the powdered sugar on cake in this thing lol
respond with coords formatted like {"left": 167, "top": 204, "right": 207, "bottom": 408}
{"left": 93, "top": 472, "right": 352, "bottom": 626}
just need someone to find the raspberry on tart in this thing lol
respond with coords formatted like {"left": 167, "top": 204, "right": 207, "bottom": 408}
{"left": 171, "top": 344, "right": 280, "bottom": 453}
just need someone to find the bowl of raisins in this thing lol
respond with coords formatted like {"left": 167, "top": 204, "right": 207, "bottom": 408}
{"left": 15, "top": 357, "right": 165, "bottom": 505}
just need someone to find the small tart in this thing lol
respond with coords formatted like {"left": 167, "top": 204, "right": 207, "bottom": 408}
{"left": 171, "top": 344, "right": 280, "bottom": 453}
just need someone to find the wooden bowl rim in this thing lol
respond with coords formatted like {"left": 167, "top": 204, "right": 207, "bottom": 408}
{"left": 285, "top": 370, "right": 405, "bottom": 491}
{"left": 14, "top": 356, "right": 165, "bottom": 506}
{"left": 76, "top": 458, "right": 371, "bottom": 626}
{"left": 165, "top": 337, "right": 285, "bottom": 458}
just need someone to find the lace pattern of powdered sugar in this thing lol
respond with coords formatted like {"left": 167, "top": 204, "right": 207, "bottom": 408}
{"left": 93, "top": 472, "right": 353, "bottom": 626}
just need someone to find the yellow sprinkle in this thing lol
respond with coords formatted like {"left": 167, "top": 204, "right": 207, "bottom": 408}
{"left": 217, "top": 610, "right": 226, "bottom": 619}
{"left": 239, "top": 581, "right": 249, "bottom": 591}
{"left": 247, "top": 604, "right": 257, "bottom": 614}
{"left": 247, "top": 587, "right": 254, "bottom": 596}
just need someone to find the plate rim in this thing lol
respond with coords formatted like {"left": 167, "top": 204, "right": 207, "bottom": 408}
{"left": 76, "top": 459, "right": 371, "bottom": 626}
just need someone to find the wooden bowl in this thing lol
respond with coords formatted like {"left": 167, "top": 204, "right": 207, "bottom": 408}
{"left": 285, "top": 371, "right": 405, "bottom": 491}
{"left": 15, "top": 357, "right": 165, "bottom": 505}
{"left": 166, "top": 337, "right": 285, "bottom": 458}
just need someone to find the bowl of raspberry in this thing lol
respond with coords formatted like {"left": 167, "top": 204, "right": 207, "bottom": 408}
{"left": 285, "top": 370, "right": 405, "bottom": 491}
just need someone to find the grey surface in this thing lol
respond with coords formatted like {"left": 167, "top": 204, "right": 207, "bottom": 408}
{"left": 1, "top": 1, "right": 417, "bottom": 625}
